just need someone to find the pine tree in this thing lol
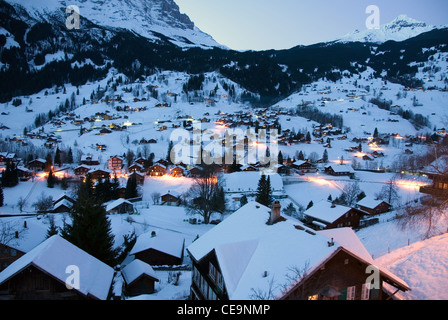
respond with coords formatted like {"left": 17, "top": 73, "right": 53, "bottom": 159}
{"left": 46, "top": 215, "right": 59, "bottom": 238}
{"left": 47, "top": 169, "right": 56, "bottom": 188}
{"left": 125, "top": 173, "right": 138, "bottom": 200}
{"left": 255, "top": 175, "right": 272, "bottom": 207}
{"left": 61, "top": 198, "right": 118, "bottom": 266}
{"left": 54, "top": 148, "right": 62, "bottom": 167}
{"left": 67, "top": 147, "right": 74, "bottom": 164}
{"left": 323, "top": 149, "right": 329, "bottom": 163}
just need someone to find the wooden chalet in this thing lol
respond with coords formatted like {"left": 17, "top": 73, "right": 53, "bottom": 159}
{"left": 357, "top": 198, "right": 391, "bottom": 216}
{"left": 161, "top": 191, "right": 181, "bottom": 206}
{"left": 0, "top": 236, "right": 114, "bottom": 300}
{"left": 81, "top": 155, "right": 100, "bottom": 166}
{"left": 129, "top": 171, "right": 145, "bottom": 185}
{"left": 74, "top": 164, "right": 90, "bottom": 177}
{"left": 105, "top": 199, "right": 135, "bottom": 214}
{"left": 128, "top": 163, "right": 144, "bottom": 173}
{"left": 148, "top": 164, "right": 167, "bottom": 177}
{"left": 303, "top": 200, "right": 366, "bottom": 230}
{"left": 292, "top": 160, "right": 318, "bottom": 173}
{"left": 27, "top": 158, "right": 46, "bottom": 172}
{"left": 108, "top": 156, "right": 124, "bottom": 171}
{"left": 121, "top": 259, "right": 159, "bottom": 297}
{"left": 187, "top": 201, "right": 410, "bottom": 301}
{"left": 88, "top": 169, "right": 111, "bottom": 181}
{"left": 129, "top": 230, "right": 185, "bottom": 266}
{"left": 324, "top": 164, "right": 355, "bottom": 178}
{"left": 170, "top": 165, "right": 185, "bottom": 177}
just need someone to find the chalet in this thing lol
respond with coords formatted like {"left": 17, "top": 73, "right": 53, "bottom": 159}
{"left": 161, "top": 191, "right": 181, "bottom": 206}
{"left": 241, "top": 164, "right": 257, "bottom": 172}
{"left": 128, "top": 163, "right": 144, "bottom": 173}
{"left": 108, "top": 156, "right": 124, "bottom": 171}
{"left": 187, "top": 167, "right": 201, "bottom": 178}
{"left": 0, "top": 235, "right": 114, "bottom": 300}
{"left": 129, "top": 230, "right": 185, "bottom": 266}
{"left": 292, "top": 160, "right": 318, "bottom": 173}
{"left": 52, "top": 193, "right": 76, "bottom": 213}
{"left": 303, "top": 200, "right": 366, "bottom": 230}
{"left": 0, "top": 152, "right": 16, "bottom": 165}
{"left": 88, "top": 169, "right": 111, "bottom": 181}
{"left": 357, "top": 197, "right": 392, "bottom": 216}
{"left": 0, "top": 220, "right": 47, "bottom": 272}
{"left": 418, "top": 155, "right": 448, "bottom": 198}
{"left": 170, "top": 165, "right": 185, "bottom": 177}
{"left": 187, "top": 201, "right": 410, "bottom": 300}
{"left": 148, "top": 164, "right": 167, "bottom": 177}
{"left": 134, "top": 157, "right": 146, "bottom": 166}
{"left": 324, "top": 164, "right": 355, "bottom": 178}
{"left": 99, "top": 128, "right": 112, "bottom": 135}
{"left": 129, "top": 171, "right": 145, "bottom": 185}
{"left": 121, "top": 259, "right": 159, "bottom": 297}
{"left": 105, "top": 198, "right": 135, "bottom": 214}
{"left": 16, "top": 166, "right": 33, "bottom": 181}
{"left": 74, "top": 164, "right": 91, "bottom": 176}
{"left": 27, "top": 158, "right": 46, "bottom": 172}
{"left": 81, "top": 155, "right": 100, "bottom": 166}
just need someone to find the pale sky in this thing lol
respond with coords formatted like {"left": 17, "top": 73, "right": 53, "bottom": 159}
{"left": 174, "top": 0, "right": 448, "bottom": 51}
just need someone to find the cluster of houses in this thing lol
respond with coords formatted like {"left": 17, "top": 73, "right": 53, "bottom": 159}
{"left": 0, "top": 199, "right": 410, "bottom": 300}
{"left": 0, "top": 218, "right": 186, "bottom": 299}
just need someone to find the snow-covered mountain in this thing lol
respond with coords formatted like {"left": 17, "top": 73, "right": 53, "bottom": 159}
{"left": 338, "top": 15, "right": 443, "bottom": 44}
{"left": 4, "top": 0, "right": 223, "bottom": 49}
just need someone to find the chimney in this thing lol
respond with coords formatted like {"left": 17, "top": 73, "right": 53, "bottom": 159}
{"left": 269, "top": 201, "right": 281, "bottom": 225}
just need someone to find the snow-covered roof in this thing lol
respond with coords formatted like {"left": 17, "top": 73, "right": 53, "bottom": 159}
{"left": 105, "top": 198, "right": 133, "bottom": 212}
{"left": 1, "top": 218, "right": 47, "bottom": 253}
{"left": 223, "top": 172, "right": 284, "bottom": 193}
{"left": 357, "top": 197, "right": 389, "bottom": 209}
{"left": 326, "top": 164, "right": 354, "bottom": 173}
{"left": 122, "top": 259, "right": 159, "bottom": 285}
{"left": 130, "top": 230, "right": 184, "bottom": 259}
{"left": 304, "top": 200, "right": 354, "bottom": 224}
{"left": 187, "top": 201, "right": 408, "bottom": 299}
{"left": 0, "top": 235, "right": 115, "bottom": 300}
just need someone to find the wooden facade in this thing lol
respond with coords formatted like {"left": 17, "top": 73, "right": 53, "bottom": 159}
{"left": 0, "top": 244, "right": 24, "bottom": 272}
{"left": 305, "top": 207, "right": 365, "bottom": 230}
{"left": 420, "top": 174, "right": 448, "bottom": 198}
{"left": 134, "top": 248, "right": 183, "bottom": 266}
{"left": 190, "top": 245, "right": 406, "bottom": 301}
{"left": 0, "top": 265, "right": 91, "bottom": 300}
{"left": 358, "top": 201, "right": 391, "bottom": 216}
{"left": 148, "top": 164, "right": 166, "bottom": 177}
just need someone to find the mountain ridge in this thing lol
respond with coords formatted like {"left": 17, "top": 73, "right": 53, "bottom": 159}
{"left": 338, "top": 14, "right": 446, "bottom": 44}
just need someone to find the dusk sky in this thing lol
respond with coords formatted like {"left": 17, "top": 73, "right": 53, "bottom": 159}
{"left": 175, "top": 0, "right": 448, "bottom": 51}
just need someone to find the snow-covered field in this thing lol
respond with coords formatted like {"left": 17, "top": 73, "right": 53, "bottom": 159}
{"left": 1, "top": 64, "right": 448, "bottom": 300}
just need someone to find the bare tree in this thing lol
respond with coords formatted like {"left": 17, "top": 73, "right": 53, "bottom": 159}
{"left": 151, "top": 192, "right": 161, "bottom": 205}
{"left": 376, "top": 175, "right": 401, "bottom": 207}
{"left": 184, "top": 165, "right": 225, "bottom": 224}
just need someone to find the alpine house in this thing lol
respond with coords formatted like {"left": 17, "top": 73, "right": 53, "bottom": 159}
{"left": 187, "top": 201, "right": 410, "bottom": 300}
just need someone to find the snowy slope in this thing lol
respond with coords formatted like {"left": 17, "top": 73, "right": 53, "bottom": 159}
{"left": 4, "top": 0, "right": 223, "bottom": 49}
{"left": 375, "top": 232, "right": 448, "bottom": 300}
{"left": 339, "top": 15, "right": 443, "bottom": 44}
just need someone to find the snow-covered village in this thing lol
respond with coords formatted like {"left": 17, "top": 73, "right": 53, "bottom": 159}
{"left": 0, "top": 0, "right": 448, "bottom": 304}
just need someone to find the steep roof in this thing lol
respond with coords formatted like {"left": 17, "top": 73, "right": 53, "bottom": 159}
{"left": 187, "top": 201, "right": 409, "bottom": 300}
{"left": 304, "top": 200, "right": 358, "bottom": 224}
{"left": 0, "top": 235, "right": 114, "bottom": 300}
{"left": 122, "top": 259, "right": 159, "bottom": 285}
{"left": 130, "top": 230, "right": 184, "bottom": 259}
